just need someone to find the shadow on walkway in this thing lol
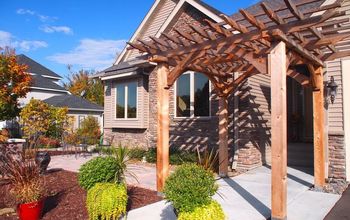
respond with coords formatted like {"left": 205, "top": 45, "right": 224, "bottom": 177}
{"left": 263, "top": 164, "right": 313, "bottom": 187}
{"left": 223, "top": 178, "right": 271, "bottom": 218}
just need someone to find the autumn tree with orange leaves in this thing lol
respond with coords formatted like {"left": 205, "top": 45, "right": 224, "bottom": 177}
{"left": 64, "top": 66, "right": 104, "bottom": 106}
{"left": 0, "top": 48, "right": 32, "bottom": 120}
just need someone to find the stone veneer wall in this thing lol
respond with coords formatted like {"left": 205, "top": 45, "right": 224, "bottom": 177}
{"left": 104, "top": 128, "right": 150, "bottom": 149}
{"left": 328, "top": 133, "right": 346, "bottom": 180}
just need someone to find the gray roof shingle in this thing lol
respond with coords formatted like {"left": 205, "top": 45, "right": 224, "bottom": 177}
{"left": 17, "top": 54, "right": 61, "bottom": 79}
{"left": 44, "top": 94, "right": 103, "bottom": 111}
{"left": 31, "top": 74, "right": 67, "bottom": 92}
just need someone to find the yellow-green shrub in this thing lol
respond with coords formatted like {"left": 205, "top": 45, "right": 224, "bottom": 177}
{"left": 178, "top": 200, "right": 225, "bottom": 220}
{"left": 86, "top": 183, "right": 127, "bottom": 220}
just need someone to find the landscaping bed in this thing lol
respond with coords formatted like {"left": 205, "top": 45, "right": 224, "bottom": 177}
{"left": 0, "top": 170, "right": 162, "bottom": 219}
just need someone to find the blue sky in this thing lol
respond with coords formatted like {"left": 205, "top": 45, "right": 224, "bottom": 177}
{"left": 0, "top": 0, "right": 254, "bottom": 78}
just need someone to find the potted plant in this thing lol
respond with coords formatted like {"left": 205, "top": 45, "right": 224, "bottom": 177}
{"left": 0, "top": 146, "right": 45, "bottom": 220}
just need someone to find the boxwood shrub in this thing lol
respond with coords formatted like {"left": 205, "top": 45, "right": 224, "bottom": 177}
{"left": 78, "top": 156, "right": 119, "bottom": 190}
{"left": 178, "top": 200, "right": 225, "bottom": 220}
{"left": 86, "top": 183, "right": 127, "bottom": 220}
{"left": 163, "top": 164, "right": 218, "bottom": 212}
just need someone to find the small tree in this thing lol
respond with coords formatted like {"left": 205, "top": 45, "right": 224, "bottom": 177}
{"left": 77, "top": 116, "right": 101, "bottom": 145}
{"left": 20, "top": 99, "right": 50, "bottom": 140}
{"left": 20, "top": 99, "right": 70, "bottom": 147}
{"left": 46, "top": 106, "right": 69, "bottom": 139}
{"left": 0, "top": 47, "right": 32, "bottom": 120}
{"left": 64, "top": 67, "right": 104, "bottom": 106}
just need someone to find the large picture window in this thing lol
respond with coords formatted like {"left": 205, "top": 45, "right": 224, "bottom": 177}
{"left": 176, "top": 72, "right": 210, "bottom": 117}
{"left": 116, "top": 82, "right": 137, "bottom": 119}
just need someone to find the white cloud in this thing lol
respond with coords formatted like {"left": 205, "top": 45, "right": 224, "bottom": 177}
{"left": 16, "top": 8, "right": 57, "bottom": 22}
{"left": 47, "top": 39, "right": 126, "bottom": 70}
{"left": 39, "top": 25, "right": 73, "bottom": 35}
{"left": 16, "top": 9, "right": 35, "bottom": 15}
{"left": 0, "top": 30, "right": 48, "bottom": 52}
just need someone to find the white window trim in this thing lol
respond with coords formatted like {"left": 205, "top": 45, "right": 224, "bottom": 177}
{"left": 174, "top": 71, "right": 212, "bottom": 119}
{"left": 115, "top": 82, "right": 138, "bottom": 120}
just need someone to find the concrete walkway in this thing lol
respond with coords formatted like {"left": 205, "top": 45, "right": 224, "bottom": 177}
{"left": 48, "top": 155, "right": 340, "bottom": 219}
{"left": 48, "top": 154, "right": 157, "bottom": 190}
{"left": 127, "top": 166, "right": 340, "bottom": 220}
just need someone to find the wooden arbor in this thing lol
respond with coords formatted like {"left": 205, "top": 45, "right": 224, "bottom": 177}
{"left": 128, "top": 0, "right": 350, "bottom": 219}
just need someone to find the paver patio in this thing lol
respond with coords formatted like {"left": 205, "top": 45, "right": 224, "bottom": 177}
{"left": 48, "top": 155, "right": 340, "bottom": 219}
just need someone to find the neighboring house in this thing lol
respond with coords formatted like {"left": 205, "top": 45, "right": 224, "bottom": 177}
{"left": 16, "top": 54, "right": 104, "bottom": 130}
{"left": 97, "top": 0, "right": 350, "bottom": 182}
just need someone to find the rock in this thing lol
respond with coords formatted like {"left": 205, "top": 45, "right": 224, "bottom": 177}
{"left": 0, "top": 208, "right": 15, "bottom": 216}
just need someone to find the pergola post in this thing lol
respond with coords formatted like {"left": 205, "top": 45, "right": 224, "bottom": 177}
{"left": 156, "top": 63, "right": 170, "bottom": 192}
{"left": 218, "top": 95, "right": 229, "bottom": 177}
{"left": 312, "top": 67, "right": 326, "bottom": 187}
{"left": 270, "top": 41, "right": 287, "bottom": 220}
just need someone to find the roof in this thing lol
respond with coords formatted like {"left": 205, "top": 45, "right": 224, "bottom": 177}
{"left": 44, "top": 94, "right": 104, "bottom": 111}
{"left": 31, "top": 74, "right": 67, "bottom": 92}
{"left": 17, "top": 54, "right": 62, "bottom": 79}
{"left": 98, "top": 58, "right": 152, "bottom": 79}
{"left": 194, "top": 0, "right": 223, "bottom": 16}
{"left": 229, "top": 0, "right": 326, "bottom": 20}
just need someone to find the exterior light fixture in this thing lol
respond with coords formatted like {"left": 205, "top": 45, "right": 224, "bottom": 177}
{"left": 327, "top": 76, "right": 338, "bottom": 104}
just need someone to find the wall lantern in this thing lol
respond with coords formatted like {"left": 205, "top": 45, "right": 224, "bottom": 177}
{"left": 327, "top": 76, "right": 338, "bottom": 104}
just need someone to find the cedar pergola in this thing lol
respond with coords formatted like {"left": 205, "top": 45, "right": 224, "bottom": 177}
{"left": 128, "top": 0, "right": 350, "bottom": 219}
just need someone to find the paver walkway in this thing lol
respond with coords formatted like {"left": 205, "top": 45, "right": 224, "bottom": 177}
{"left": 324, "top": 185, "right": 350, "bottom": 220}
{"left": 48, "top": 154, "right": 157, "bottom": 190}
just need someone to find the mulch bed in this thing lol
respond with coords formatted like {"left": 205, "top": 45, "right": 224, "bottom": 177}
{"left": 0, "top": 170, "right": 162, "bottom": 220}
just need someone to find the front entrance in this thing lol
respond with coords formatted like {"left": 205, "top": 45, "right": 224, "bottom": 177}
{"left": 287, "top": 77, "right": 314, "bottom": 168}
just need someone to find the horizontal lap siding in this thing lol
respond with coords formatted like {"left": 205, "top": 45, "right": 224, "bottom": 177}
{"left": 326, "top": 59, "right": 344, "bottom": 133}
{"left": 126, "top": 0, "right": 177, "bottom": 60}
{"left": 104, "top": 77, "right": 147, "bottom": 129}
{"left": 238, "top": 74, "right": 272, "bottom": 167}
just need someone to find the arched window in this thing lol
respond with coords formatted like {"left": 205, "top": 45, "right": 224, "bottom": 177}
{"left": 175, "top": 72, "right": 210, "bottom": 118}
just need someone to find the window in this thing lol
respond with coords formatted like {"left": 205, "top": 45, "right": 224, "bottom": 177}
{"left": 116, "top": 82, "right": 137, "bottom": 119}
{"left": 175, "top": 72, "right": 210, "bottom": 117}
{"left": 78, "top": 115, "right": 85, "bottom": 128}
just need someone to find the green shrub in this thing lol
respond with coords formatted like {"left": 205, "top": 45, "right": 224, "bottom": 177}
{"left": 78, "top": 156, "right": 119, "bottom": 190}
{"left": 145, "top": 147, "right": 197, "bottom": 165}
{"left": 87, "top": 183, "right": 127, "bottom": 220}
{"left": 97, "top": 146, "right": 117, "bottom": 156}
{"left": 145, "top": 148, "right": 156, "bottom": 163}
{"left": 129, "top": 147, "right": 147, "bottom": 160}
{"left": 163, "top": 164, "right": 218, "bottom": 213}
{"left": 178, "top": 200, "right": 225, "bottom": 220}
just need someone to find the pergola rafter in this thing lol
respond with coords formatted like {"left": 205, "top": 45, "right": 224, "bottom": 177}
{"left": 127, "top": 0, "right": 350, "bottom": 219}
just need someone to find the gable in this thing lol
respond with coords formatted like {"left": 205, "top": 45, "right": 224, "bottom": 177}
{"left": 116, "top": 0, "right": 223, "bottom": 64}
{"left": 117, "top": 0, "right": 178, "bottom": 62}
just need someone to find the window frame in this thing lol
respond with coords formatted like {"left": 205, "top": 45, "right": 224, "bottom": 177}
{"left": 174, "top": 71, "right": 212, "bottom": 119}
{"left": 115, "top": 81, "right": 138, "bottom": 120}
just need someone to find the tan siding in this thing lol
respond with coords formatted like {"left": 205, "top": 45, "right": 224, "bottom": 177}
{"left": 326, "top": 59, "right": 344, "bottom": 133}
{"left": 104, "top": 77, "right": 148, "bottom": 129}
{"left": 124, "top": 0, "right": 177, "bottom": 60}
{"left": 241, "top": 74, "right": 272, "bottom": 165}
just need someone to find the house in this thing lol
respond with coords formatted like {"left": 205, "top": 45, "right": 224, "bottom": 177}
{"left": 16, "top": 54, "right": 104, "bottom": 130}
{"left": 97, "top": 0, "right": 350, "bottom": 188}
